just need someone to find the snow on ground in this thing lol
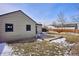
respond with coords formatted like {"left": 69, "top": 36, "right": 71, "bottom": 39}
{"left": 0, "top": 43, "right": 13, "bottom": 56}
{"left": 37, "top": 39, "right": 43, "bottom": 42}
{"left": 36, "top": 32, "right": 75, "bottom": 47}
{"left": 50, "top": 38, "right": 66, "bottom": 43}
{"left": 49, "top": 37, "right": 75, "bottom": 56}
{"left": 50, "top": 38, "right": 75, "bottom": 47}
{"left": 0, "top": 43, "right": 5, "bottom": 55}
{"left": 0, "top": 33, "right": 76, "bottom": 56}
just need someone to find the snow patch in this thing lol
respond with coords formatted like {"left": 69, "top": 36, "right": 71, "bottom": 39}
{"left": 0, "top": 43, "right": 13, "bottom": 56}
{"left": 37, "top": 39, "right": 43, "bottom": 42}
{"left": 50, "top": 38, "right": 75, "bottom": 47}
{"left": 50, "top": 38, "right": 66, "bottom": 43}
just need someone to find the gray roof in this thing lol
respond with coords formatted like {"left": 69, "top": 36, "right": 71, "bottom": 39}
{"left": 0, "top": 10, "right": 40, "bottom": 24}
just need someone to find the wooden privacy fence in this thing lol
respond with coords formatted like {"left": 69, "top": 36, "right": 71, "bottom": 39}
{"left": 49, "top": 29, "right": 79, "bottom": 33}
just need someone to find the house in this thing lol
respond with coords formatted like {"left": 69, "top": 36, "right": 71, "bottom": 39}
{"left": 52, "top": 22, "right": 79, "bottom": 29}
{"left": 0, "top": 10, "right": 42, "bottom": 42}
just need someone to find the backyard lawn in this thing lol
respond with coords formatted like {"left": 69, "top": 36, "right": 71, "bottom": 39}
{"left": 8, "top": 32, "right": 79, "bottom": 56}
{"left": 9, "top": 41, "right": 67, "bottom": 56}
{"left": 48, "top": 31, "right": 79, "bottom": 43}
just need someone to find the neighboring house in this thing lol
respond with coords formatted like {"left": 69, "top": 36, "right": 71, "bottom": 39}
{"left": 47, "top": 25, "right": 57, "bottom": 29}
{"left": 0, "top": 10, "right": 42, "bottom": 42}
{"left": 52, "top": 22, "right": 79, "bottom": 30}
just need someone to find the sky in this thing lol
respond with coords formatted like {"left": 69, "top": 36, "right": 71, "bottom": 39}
{"left": 0, "top": 3, "right": 79, "bottom": 25}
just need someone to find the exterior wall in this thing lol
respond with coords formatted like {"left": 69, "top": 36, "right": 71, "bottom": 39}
{"left": 0, "top": 11, "right": 36, "bottom": 41}
{"left": 48, "top": 26, "right": 75, "bottom": 30}
{"left": 0, "top": 18, "right": 3, "bottom": 41}
{"left": 57, "top": 27, "right": 75, "bottom": 29}
{"left": 36, "top": 25, "right": 42, "bottom": 34}
{"left": 77, "top": 23, "right": 79, "bottom": 29}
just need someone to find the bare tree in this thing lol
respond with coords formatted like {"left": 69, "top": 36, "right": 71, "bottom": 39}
{"left": 72, "top": 15, "right": 79, "bottom": 22}
{"left": 57, "top": 11, "right": 66, "bottom": 28}
{"left": 52, "top": 21, "right": 57, "bottom": 26}
{"left": 71, "top": 16, "right": 79, "bottom": 33}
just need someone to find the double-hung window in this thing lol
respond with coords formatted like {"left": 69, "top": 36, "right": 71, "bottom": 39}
{"left": 26, "top": 25, "right": 31, "bottom": 31}
{"left": 5, "top": 23, "right": 13, "bottom": 32}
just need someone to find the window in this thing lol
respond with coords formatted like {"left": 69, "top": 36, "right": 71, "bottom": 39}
{"left": 26, "top": 25, "right": 31, "bottom": 31}
{"left": 5, "top": 24, "right": 13, "bottom": 32}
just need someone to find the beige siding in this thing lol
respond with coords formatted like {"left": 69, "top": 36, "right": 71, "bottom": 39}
{"left": 36, "top": 25, "right": 42, "bottom": 34}
{"left": 0, "top": 11, "right": 36, "bottom": 41}
{"left": 0, "top": 18, "right": 3, "bottom": 40}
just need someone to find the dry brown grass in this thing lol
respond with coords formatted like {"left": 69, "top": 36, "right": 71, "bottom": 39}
{"left": 63, "top": 34, "right": 79, "bottom": 43}
{"left": 48, "top": 32, "right": 79, "bottom": 44}
{"left": 10, "top": 41, "right": 66, "bottom": 56}
{"left": 71, "top": 43, "right": 79, "bottom": 55}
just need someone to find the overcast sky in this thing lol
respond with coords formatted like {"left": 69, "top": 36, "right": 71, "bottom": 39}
{"left": 0, "top": 3, "right": 79, "bottom": 25}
